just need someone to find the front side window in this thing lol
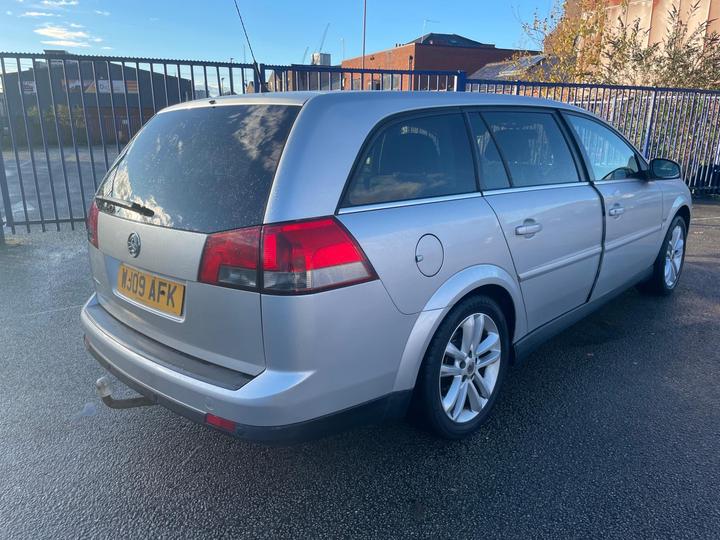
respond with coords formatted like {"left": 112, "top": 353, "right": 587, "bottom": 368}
{"left": 341, "top": 113, "right": 476, "bottom": 207}
{"left": 482, "top": 111, "right": 580, "bottom": 187}
{"left": 565, "top": 114, "right": 641, "bottom": 181}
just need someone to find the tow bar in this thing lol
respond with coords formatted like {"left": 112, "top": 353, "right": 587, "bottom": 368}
{"left": 95, "top": 376, "right": 156, "bottom": 410}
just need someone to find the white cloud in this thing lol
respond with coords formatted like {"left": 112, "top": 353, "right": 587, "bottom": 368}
{"left": 69, "top": 22, "right": 83, "bottom": 27}
{"left": 20, "top": 11, "right": 58, "bottom": 17}
{"left": 94, "top": 10, "right": 110, "bottom": 16}
{"left": 101, "top": 46, "right": 112, "bottom": 50}
{"left": 5, "top": 10, "right": 12, "bottom": 15}
{"left": 34, "top": 24, "right": 89, "bottom": 40}
{"left": 41, "top": 0, "right": 79, "bottom": 6}
{"left": 41, "top": 39, "right": 90, "bottom": 47}
{"left": 32, "top": 23, "right": 107, "bottom": 49}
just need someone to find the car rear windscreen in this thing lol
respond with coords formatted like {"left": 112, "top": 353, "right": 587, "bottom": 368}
{"left": 97, "top": 104, "right": 300, "bottom": 233}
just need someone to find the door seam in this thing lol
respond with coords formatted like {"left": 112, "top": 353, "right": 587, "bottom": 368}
{"left": 586, "top": 181, "right": 606, "bottom": 302}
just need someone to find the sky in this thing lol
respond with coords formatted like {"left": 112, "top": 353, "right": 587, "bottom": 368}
{"left": 0, "top": 0, "right": 554, "bottom": 65}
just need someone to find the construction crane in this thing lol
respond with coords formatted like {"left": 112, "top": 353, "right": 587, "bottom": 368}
{"left": 316, "top": 23, "right": 330, "bottom": 54}
{"left": 300, "top": 46, "right": 309, "bottom": 64}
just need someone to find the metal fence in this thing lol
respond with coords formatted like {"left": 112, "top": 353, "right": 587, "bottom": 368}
{"left": 0, "top": 52, "right": 258, "bottom": 238}
{"left": 261, "top": 64, "right": 461, "bottom": 92}
{"left": 1, "top": 51, "right": 719, "bottom": 240}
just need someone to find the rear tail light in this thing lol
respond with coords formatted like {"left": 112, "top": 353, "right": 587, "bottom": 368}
{"left": 262, "top": 218, "right": 375, "bottom": 293}
{"left": 87, "top": 199, "right": 100, "bottom": 248}
{"left": 198, "top": 226, "right": 260, "bottom": 289}
{"left": 198, "top": 217, "right": 375, "bottom": 294}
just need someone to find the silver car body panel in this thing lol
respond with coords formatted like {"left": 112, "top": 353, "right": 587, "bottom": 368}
{"left": 660, "top": 180, "right": 693, "bottom": 227}
{"left": 82, "top": 91, "right": 692, "bottom": 435}
{"left": 590, "top": 178, "right": 664, "bottom": 300}
{"left": 338, "top": 196, "right": 518, "bottom": 316}
{"left": 484, "top": 183, "right": 603, "bottom": 331}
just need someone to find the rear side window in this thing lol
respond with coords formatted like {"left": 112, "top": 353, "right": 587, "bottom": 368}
{"left": 483, "top": 111, "right": 579, "bottom": 187}
{"left": 467, "top": 114, "right": 510, "bottom": 190}
{"left": 98, "top": 105, "right": 299, "bottom": 233}
{"left": 341, "top": 113, "right": 476, "bottom": 207}
{"left": 564, "top": 114, "right": 641, "bottom": 181}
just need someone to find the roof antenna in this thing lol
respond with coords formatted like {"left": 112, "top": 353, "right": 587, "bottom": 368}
{"left": 421, "top": 19, "right": 439, "bottom": 43}
{"left": 232, "top": 0, "right": 266, "bottom": 92}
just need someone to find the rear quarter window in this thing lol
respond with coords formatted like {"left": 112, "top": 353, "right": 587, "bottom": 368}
{"left": 341, "top": 112, "right": 476, "bottom": 207}
{"left": 98, "top": 104, "right": 299, "bottom": 233}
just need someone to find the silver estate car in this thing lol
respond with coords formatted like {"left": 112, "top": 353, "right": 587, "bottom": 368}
{"left": 81, "top": 91, "right": 691, "bottom": 441}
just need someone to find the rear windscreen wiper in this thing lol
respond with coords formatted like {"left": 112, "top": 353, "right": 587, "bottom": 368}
{"left": 95, "top": 196, "right": 155, "bottom": 217}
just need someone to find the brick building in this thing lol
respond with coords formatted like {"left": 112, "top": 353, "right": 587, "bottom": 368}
{"left": 341, "top": 33, "right": 538, "bottom": 90}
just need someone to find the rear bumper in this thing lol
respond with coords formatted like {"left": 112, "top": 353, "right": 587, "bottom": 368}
{"left": 81, "top": 291, "right": 412, "bottom": 443}
{"left": 85, "top": 336, "right": 409, "bottom": 443}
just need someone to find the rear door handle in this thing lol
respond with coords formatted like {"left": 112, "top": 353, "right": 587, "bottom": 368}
{"left": 515, "top": 220, "right": 542, "bottom": 237}
{"left": 608, "top": 205, "right": 625, "bottom": 217}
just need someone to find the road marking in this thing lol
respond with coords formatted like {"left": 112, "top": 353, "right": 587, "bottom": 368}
{"left": 0, "top": 303, "right": 84, "bottom": 322}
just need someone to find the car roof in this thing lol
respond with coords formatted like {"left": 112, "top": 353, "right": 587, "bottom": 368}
{"left": 162, "top": 90, "right": 587, "bottom": 115}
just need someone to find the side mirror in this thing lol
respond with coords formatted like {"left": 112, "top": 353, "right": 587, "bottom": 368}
{"left": 649, "top": 158, "right": 681, "bottom": 180}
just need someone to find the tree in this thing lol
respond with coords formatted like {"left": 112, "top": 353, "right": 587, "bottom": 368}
{"left": 646, "top": 3, "right": 720, "bottom": 88}
{"left": 517, "top": 0, "right": 720, "bottom": 89}
{"left": 517, "top": 0, "right": 608, "bottom": 83}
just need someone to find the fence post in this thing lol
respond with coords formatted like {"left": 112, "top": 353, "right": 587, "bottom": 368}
{"left": 455, "top": 71, "right": 467, "bottom": 92}
{"left": 514, "top": 80, "right": 520, "bottom": 95}
{"left": 254, "top": 63, "right": 267, "bottom": 93}
{"left": 0, "top": 147, "right": 12, "bottom": 245}
{"left": 642, "top": 88, "right": 658, "bottom": 158}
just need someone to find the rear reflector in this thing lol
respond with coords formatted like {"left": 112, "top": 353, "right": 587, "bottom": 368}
{"left": 205, "top": 413, "right": 237, "bottom": 432}
{"left": 198, "top": 217, "right": 376, "bottom": 294}
{"left": 87, "top": 200, "right": 100, "bottom": 248}
{"left": 198, "top": 226, "right": 260, "bottom": 290}
{"left": 262, "top": 217, "right": 375, "bottom": 293}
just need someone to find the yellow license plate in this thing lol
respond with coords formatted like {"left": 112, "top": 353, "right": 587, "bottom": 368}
{"left": 117, "top": 264, "right": 185, "bottom": 317}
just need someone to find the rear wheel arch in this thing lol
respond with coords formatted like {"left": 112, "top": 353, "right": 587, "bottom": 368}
{"left": 459, "top": 284, "right": 516, "bottom": 343}
{"left": 392, "top": 267, "right": 526, "bottom": 393}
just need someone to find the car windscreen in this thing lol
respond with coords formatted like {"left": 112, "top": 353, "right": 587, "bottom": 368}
{"left": 96, "top": 104, "right": 300, "bottom": 233}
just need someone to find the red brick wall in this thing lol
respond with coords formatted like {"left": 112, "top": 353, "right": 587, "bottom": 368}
{"left": 341, "top": 43, "right": 417, "bottom": 71}
{"left": 413, "top": 44, "right": 520, "bottom": 74}
{"left": 341, "top": 43, "right": 525, "bottom": 79}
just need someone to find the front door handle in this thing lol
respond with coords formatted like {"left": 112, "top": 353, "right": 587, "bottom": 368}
{"left": 608, "top": 204, "right": 625, "bottom": 217}
{"left": 515, "top": 220, "right": 542, "bottom": 237}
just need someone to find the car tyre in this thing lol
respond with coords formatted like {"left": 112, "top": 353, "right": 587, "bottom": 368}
{"left": 414, "top": 294, "right": 510, "bottom": 439}
{"left": 638, "top": 215, "right": 687, "bottom": 296}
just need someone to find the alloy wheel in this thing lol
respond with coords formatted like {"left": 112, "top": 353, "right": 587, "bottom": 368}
{"left": 664, "top": 224, "right": 684, "bottom": 288}
{"left": 439, "top": 312, "right": 502, "bottom": 424}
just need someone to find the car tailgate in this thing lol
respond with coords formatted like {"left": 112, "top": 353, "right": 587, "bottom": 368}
{"left": 90, "top": 213, "right": 265, "bottom": 376}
